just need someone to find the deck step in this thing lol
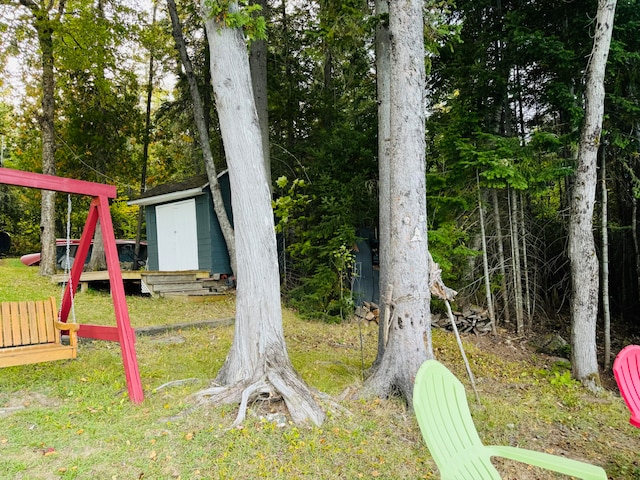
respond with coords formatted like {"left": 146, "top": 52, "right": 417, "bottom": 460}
{"left": 160, "top": 291, "right": 230, "bottom": 303}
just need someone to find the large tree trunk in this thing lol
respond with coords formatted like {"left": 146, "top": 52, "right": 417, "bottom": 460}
{"left": 21, "top": 0, "right": 63, "bottom": 276}
{"left": 362, "top": 0, "right": 432, "bottom": 405}
{"left": 194, "top": 2, "right": 324, "bottom": 426}
{"left": 569, "top": 0, "right": 616, "bottom": 387}
{"left": 249, "top": 0, "right": 270, "bottom": 187}
{"left": 87, "top": 221, "right": 106, "bottom": 271}
{"left": 374, "top": 0, "right": 391, "bottom": 365}
{"left": 167, "top": 0, "right": 237, "bottom": 275}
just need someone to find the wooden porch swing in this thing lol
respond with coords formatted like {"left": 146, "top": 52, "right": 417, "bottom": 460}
{"left": 0, "top": 167, "right": 144, "bottom": 404}
{"left": 0, "top": 296, "right": 79, "bottom": 368}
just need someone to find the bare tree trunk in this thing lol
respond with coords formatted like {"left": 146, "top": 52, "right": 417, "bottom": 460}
{"left": 600, "top": 145, "right": 611, "bottom": 370}
{"left": 492, "top": 189, "right": 510, "bottom": 326}
{"left": 519, "top": 192, "right": 532, "bottom": 328}
{"left": 136, "top": 4, "right": 156, "bottom": 269}
{"left": 569, "top": 0, "right": 616, "bottom": 387}
{"left": 195, "top": 2, "right": 324, "bottom": 426}
{"left": 20, "top": 0, "right": 65, "bottom": 276}
{"left": 509, "top": 188, "right": 524, "bottom": 333}
{"left": 167, "top": 0, "right": 237, "bottom": 275}
{"left": 279, "top": 0, "right": 295, "bottom": 149}
{"left": 362, "top": 0, "right": 432, "bottom": 406}
{"left": 249, "top": 0, "right": 270, "bottom": 188}
{"left": 477, "top": 175, "right": 496, "bottom": 335}
{"left": 374, "top": 0, "right": 391, "bottom": 366}
{"left": 87, "top": 221, "right": 106, "bottom": 271}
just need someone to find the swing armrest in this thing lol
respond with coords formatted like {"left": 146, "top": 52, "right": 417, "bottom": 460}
{"left": 54, "top": 321, "right": 80, "bottom": 332}
{"left": 54, "top": 321, "right": 80, "bottom": 347}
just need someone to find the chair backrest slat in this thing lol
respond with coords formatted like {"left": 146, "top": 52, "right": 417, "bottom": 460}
{"left": 613, "top": 345, "right": 640, "bottom": 428}
{"left": 0, "top": 298, "right": 61, "bottom": 348}
{"left": 413, "top": 360, "right": 500, "bottom": 479}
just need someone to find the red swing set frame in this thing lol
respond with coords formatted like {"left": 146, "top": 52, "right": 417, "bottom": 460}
{"left": 0, "top": 167, "right": 144, "bottom": 404}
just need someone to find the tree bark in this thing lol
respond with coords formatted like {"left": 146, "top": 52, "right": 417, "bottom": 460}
{"left": 249, "top": 0, "right": 270, "bottom": 188}
{"left": 509, "top": 188, "right": 524, "bottom": 333}
{"left": 600, "top": 144, "right": 611, "bottom": 369}
{"left": 569, "top": 0, "right": 616, "bottom": 387}
{"left": 477, "top": 177, "right": 496, "bottom": 335}
{"left": 195, "top": 2, "right": 324, "bottom": 426}
{"left": 519, "top": 191, "right": 532, "bottom": 327}
{"left": 136, "top": 3, "right": 156, "bottom": 269}
{"left": 362, "top": 0, "right": 432, "bottom": 406}
{"left": 167, "top": 0, "right": 237, "bottom": 275}
{"left": 374, "top": 0, "right": 391, "bottom": 366}
{"left": 492, "top": 189, "right": 510, "bottom": 325}
{"left": 19, "top": 0, "right": 64, "bottom": 276}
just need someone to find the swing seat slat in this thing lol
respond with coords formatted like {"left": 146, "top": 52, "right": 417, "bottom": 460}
{"left": 0, "top": 297, "right": 78, "bottom": 368}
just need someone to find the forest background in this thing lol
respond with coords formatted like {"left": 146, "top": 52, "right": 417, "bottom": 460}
{"left": 0, "top": 0, "right": 639, "bottom": 359}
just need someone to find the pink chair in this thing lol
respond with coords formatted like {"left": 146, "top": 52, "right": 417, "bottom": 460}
{"left": 613, "top": 345, "right": 640, "bottom": 428}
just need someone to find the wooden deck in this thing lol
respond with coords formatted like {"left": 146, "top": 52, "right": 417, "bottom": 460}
{"left": 50, "top": 270, "right": 229, "bottom": 300}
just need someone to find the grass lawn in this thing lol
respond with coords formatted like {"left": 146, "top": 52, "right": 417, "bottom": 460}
{"left": 0, "top": 258, "right": 639, "bottom": 479}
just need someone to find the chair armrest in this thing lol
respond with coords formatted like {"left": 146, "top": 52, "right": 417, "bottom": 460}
{"left": 486, "top": 445, "right": 607, "bottom": 480}
{"left": 53, "top": 321, "right": 80, "bottom": 347}
{"left": 54, "top": 321, "right": 80, "bottom": 332}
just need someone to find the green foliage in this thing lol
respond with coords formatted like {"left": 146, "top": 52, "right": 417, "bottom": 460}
{"left": 275, "top": 176, "right": 359, "bottom": 322}
{"left": 272, "top": 176, "right": 310, "bottom": 230}
{"left": 109, "top": 199, "right": 140, "bottom": 239}
{"left": 203, "top": 0, "right": 266, "bottom": 41}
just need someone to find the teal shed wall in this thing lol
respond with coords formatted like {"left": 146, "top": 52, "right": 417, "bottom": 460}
{"left": 143, "top": 174, "right": 233, "bottom": 275}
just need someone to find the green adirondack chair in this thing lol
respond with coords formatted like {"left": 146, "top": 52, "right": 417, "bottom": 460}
{"left": 413, "top": 360, "right": 607, "bottom": 480}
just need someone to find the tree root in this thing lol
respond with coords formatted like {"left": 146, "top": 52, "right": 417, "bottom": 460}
{"left": 191, "top": 369, "right": 326, "bottom": 427}
{"left": 153, "top": 378, "right": 201, "bottom": 393}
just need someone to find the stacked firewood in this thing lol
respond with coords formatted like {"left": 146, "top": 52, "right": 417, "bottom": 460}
{"left": 431, "top": 305, "right": 493, "bottom": 335}
{"left": 354, "top": 301, "right": 380, "bottom": 324}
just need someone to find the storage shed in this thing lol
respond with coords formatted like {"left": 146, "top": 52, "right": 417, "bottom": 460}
{"left": 128, "top": 173, "right": 233, "bottom": 275}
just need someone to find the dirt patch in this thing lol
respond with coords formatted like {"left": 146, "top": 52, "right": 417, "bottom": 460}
{"left": 0, "top": 391, "right": 61, "bottom": 416}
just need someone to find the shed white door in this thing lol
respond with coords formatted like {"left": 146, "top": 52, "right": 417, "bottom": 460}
{"left": 156, "top": 199, "right": 199, "bottom": 271}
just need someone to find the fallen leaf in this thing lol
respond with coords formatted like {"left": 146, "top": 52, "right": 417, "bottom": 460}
{"left": 43, "top": 447, "right": 57, "bottom": 457}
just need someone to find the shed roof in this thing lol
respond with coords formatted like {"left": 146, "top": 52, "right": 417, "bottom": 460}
{"left": 128, "top": 174, "right": 211, "bottom": 207}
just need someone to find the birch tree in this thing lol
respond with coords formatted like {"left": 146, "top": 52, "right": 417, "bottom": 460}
{"left": 363, "top": 0, "right": 432, "bottom": 404}
{"left": 193, "top": 0, "right": 324, "bottom": 426}
{"left": 569, "top": 0, "right": 616, "bottom": 387}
